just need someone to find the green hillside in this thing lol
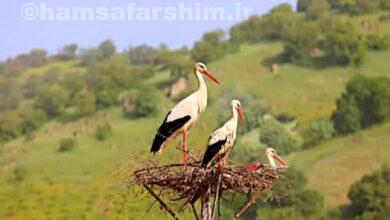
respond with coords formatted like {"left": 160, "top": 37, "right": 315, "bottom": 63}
{"left": 0, "top": 42, "right": 389, "bottom": 219}
{"left": 1, "top": 3, "right": 390, "bottom": 219}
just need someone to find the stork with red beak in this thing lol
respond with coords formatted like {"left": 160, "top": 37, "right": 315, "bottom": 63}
{"left": 201, "top": 100, "right": 244, "bottom": 169}
{"left": 245, "top": 147, "right": 287, "bottom": 172}
{"left": 150, "top": 63, "right": 220, "bottom": 165}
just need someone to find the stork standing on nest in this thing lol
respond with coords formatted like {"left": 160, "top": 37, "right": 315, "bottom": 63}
{"left": 150, "top": 63, "right": 220, "bottom": 165}
{"left": 201, "top": 100, "right": 244, "bottom": 170}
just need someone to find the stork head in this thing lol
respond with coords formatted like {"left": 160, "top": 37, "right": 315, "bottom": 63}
{"left": 265, "top": 147, "right": 287, "bottom": 167}
{"left": 231, "top": 100, "right": 244, "bottom": 123}
{"left": 194, "top": 63, "right": 220, "bottom": 84}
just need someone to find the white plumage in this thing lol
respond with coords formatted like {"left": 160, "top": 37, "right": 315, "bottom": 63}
{"left": 201, "top": 100, "right": 244, "bottom": 168}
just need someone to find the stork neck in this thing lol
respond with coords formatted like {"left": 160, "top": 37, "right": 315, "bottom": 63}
{"left": 196, "top": 71, "right": 207, "bottom": 93}
{"left": 267, "top": 154, "right": 276, "bottom": 167}
{"left": 231, "top": 107, "right": 238, "bottom": 122}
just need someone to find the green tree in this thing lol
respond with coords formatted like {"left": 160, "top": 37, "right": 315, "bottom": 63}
{"left": 355, "top": 0, "right": 381, "bottom": 14}
{"left": 297, "top": 0, "right": 311, "bottom": 11}
{"left": 302, "top": 117, "right": 336, "bottom": 147}
{"left": 347, "top": 164, "right": 390, "bottom": 219}
{"left": 0, "top": 79, "right": 21, "bottom": 111}
{"left": 128, "top": 44, "right": 158, "bottom": 64}
{"left": 259, "top": 3, "right": 300, "bottom": 40}
{"left": 259, "top": 118, "right": 301, "bottom": 155}
{"left": 332, "top": 75, "right": 390, "bottom": 134}
{"left": 35, "top": 86, "right": 69, "bottom": 118}
{"left": 284, "top": 21, "right": 319, "bottom": 66}
{"left": 19, "top": 108, "right": 47, "bottom": 134}
{"left": 68, "top": 89, "right": 96, "bottom": 119}
{"left": 124, "top": 83, "right": 160, "bottom": 118}
{"left": 323, "top": 18, "right": 367, "bottom": 66}
{"left": 191, "top": 29, "right": 237, "bottom": 63}
{"left": 0, "top": 111, "right": 22, "bottom": 141}
{"left": 56, "top": 43, "right": 78, "bottom": 60}
{"left": 306, "top": 0, "right": 330, "bottom": 20}
{"left": 366, "top": 34, "right": 390, "bottom": 51}
{"left": 98, "top": 40, "right": 116, "bottom": 59}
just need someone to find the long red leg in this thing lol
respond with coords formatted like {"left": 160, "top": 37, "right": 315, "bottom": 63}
{"left": 181, "top": 131, "right": 188, "bottom": 165}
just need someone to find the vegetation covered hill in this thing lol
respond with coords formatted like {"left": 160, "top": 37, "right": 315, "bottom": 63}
{"left": 0, "top": 1, "right": 389, "bottom": 219}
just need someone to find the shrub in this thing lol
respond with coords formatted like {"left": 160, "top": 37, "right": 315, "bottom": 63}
{"left": 306, "top": 0, "right": 330, "bottom": 20}
{"left": 347, "top": 164, "right": 390, "bottom": 219}
{"left": 58, "top": 138, "right": 77, "bottom": 152}
{"left": 20, "top": 108, "right": 47, "bottom": 134}
{"left": 191, "top": 29, "right": 236, "bottom": 63}
{"left": 13, "top": 166, "right": 27, "bottom": 182}
{"left": 366, "top": 34, "right": 390, "bottom": 50}
{"left": 0, "top": 111, "right": 22, "bottom": 142}
{"left": 35, "top": 86, "right": 69, "bottom": 118}
{"left": 302, "top": 117, "right": 335, "bottom": 147}
{"left": 95, "top": 122, "right": 113, "bottom": 141}
{"left": 284, "top": 21, "right": 319, "bottom": 66}
{"left": 297, "top": 0, "right": 311, "bottom": 12}
{"left": 323, "top": 18, "right": 367, "bottom": 66}
{"left": 259, "top": 118, "right": 301, "bottom": 155}
{"left": 124, "top": 83, "right": 160, "bottom": 118}
{"left": 332, "top": 75, "right": 390, "bottom": 134}
{"left": 98, "top": 40, "right": 116, "bottom": 59}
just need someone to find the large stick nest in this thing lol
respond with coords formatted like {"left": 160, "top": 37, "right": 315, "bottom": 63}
{"left": 131, "top": 161, "right": 287, "bottom": 207}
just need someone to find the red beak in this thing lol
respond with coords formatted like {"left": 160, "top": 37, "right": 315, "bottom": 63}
{"left": 202, "top": 69, "right": 220, "bottom": 85}
{"left": 273, "top": 153, "right": 287, "bottom": 167}
{"left": 236, "top": 106, "right": 245, "bottom": 123}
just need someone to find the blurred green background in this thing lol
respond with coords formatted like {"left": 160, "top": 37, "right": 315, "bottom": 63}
{"left": 1, "top": 1, "right": 390, "bottom": 219}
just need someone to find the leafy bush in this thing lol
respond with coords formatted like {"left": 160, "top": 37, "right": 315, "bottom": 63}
{"left": 123, "top": 83, "right": 160, "bottom": 118}
{"left": 254, "top": 168, "right": 325, "bottom": 219}
{"left": 332, "top": 75, "right": 390, "bottom": 134}
{"left": 20, "top": 108, "right": 47, "bottom": 134}
{"left": 128, "top": 44, "right": 158, "bottom": 64}
{"left": 284, "top": 21, "right": 319, "bottom": 66}
{"left": 366, "top": 34, "right": 390, "bottom": 50}
{"left": 302, "top": 117, "right": 335, "bottom": 148}
{"left": 98, "top": 40, "right": 116, "bottom": 59}
{"left": 306, "top": 0, "right": 330, "bottom": 20}
{"left": 322, "top": 17, "right": 367, "bottom": 66}
{"left": 58, "top": 138, "right": 77, "bottom": 152}
{"left": 35, "top": 86, "right": 69, "bottom": 118}
{"left": 95, "top": 122, "right": 113, "bottom": 141}
{"left": 347, "top": 164, "right": 390, "bottom": 219}
{"left": 259, "top": 118, "right": 301, "bottom": 155}
{"left": 13, "top": 166, "right": 27, "bottom": 182}
{"left": 0, "top": 79, "right": 22, "bottom": 111}
{"left": 0, "top": 111, "right": 22, "bottom": 142}
{"left": 191, "top": 29, "right": 237, "bottom": 63}
{"left": 297, "top": 0, "right": 311, "bottom": 12}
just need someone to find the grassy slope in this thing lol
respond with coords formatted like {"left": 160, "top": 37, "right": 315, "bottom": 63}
{"left": 0, "top": 41, "right": 389, "bottom": 219}
{"left": 286, "top": 122, "right": 390, "bottom": 207}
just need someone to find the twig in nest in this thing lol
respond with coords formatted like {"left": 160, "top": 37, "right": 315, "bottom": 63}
{"left": 142, "top": 184, "right": 179, "bottom": 220}
{"left": 128, "top": 161, "right": 288, "bottom": 219}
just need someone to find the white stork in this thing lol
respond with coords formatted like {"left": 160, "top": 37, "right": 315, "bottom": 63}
{"left": 245, "top": 147, "right": 287, "bottom": 172}
{"left": 201, "top": 100, "right": 244, "bottom": 169}
{"left": 150, "top": 63, "right": 220, "bottom": 165}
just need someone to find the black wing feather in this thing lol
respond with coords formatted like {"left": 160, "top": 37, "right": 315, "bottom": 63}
{"left": 150, "top": 111, "right": 191, "bottom": 154}
{"left": 201, "top": 138, "right": 227, "bottom": 168}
